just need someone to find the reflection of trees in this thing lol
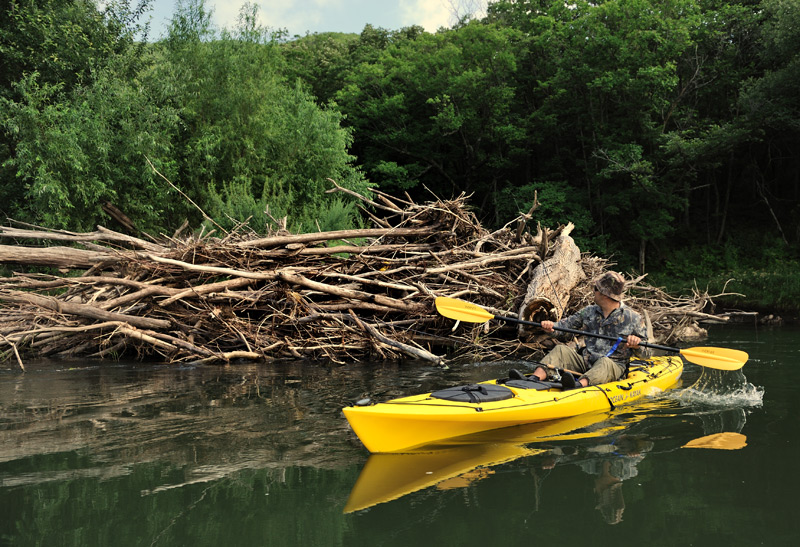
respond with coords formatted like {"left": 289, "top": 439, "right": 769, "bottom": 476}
{"left": 4, "top": 462, "right": 362, "bottom": 546}
{"left": 0, "top": 361, "right": 380, "bottom": 476}
{"left": 0, "top": 361, "right": 392, "bottom": 545}
{"left": 1, "top": 354, "right": 517, "bottom": 545}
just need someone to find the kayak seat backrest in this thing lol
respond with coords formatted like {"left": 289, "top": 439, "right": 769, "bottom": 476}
{"left": 504, "top": 379, "right": 561, "bottom": 391}
{"left": 429, "top": 384, "right": 514, "bottom": 403}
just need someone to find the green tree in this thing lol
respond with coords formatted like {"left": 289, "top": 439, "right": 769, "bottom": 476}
{"left": 0, "top": 0, "right": 148, "bottom": 95}
{"left": 336, "top": 21, "right": 527, "bottom": 222}
{"left": 161, "top": 0, "right": 370, "bottom": 233}
{"left": 1, "top": 59, "right": 180, "bottom": 231}
{"left": 656, "top": 0, "right": 762, "bottom": 251}
{"left": 1, "top": 0, "right": 370, "bottom": 234}
{"left": 471, "top": 1, "right": 697, "bottom": 265}
{"left": 737, "top": 0, "right": 800, "bottom": 247}
{"left": 0, "top": 0, "right": 175, "bottom": 231}
{"left": 281, "top": 31, "right": 360, "bottom": 104}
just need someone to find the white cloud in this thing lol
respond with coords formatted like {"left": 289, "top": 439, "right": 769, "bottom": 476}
{"left": 150, "top": 0, "right": 484, "bottom": 37}
{"left": 205, "top": 1, "right": 257, "bottom": 31}
{"left": 399, "top": 0, "right": 453, "bottom": 32}
{"left": 206, "top": 1, "right": 344, "bottom": 34}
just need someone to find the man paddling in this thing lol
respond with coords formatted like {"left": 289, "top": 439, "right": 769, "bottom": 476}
{"left": 531, "top": 271, "right": 649, "bottom": 389}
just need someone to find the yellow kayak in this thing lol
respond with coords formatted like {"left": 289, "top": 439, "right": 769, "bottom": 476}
{"left": 343, "top": 355, "right": 683, "bottom": 453}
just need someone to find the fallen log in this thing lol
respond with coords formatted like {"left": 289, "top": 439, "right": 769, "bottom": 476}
{"left": 0, "top": 291, "right": 171, "bottom": 330}
{"left": 277, "top": 271, "right": 425, "bottom": 313}
{"left": 237, "top": 226, "right": 439, "bottom": 248}
{"left": 145, "top": 254, "right": 281, "bottom": 280}
{"left": 0, "top": 244, "right": 117, "bottom": 268}
{"left": 347, "top": 310, "right": 443, "bottom": 366}
{"left": 517, "top": 223, "right": 584, "bottom": 336}
{"left": 0, "top": 224, "right": 165, "bottom": 252}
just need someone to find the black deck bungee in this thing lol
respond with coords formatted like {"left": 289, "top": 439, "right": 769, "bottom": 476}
{"left": 504, "top": 379, "right": 562, "bottom": 390}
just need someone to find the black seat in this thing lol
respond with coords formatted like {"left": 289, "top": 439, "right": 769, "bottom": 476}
{"left": 505, "top": 379, "right": 561, "bottom": 391}
{"left": 508, "top": 368, "right": 528, "bottom": 380}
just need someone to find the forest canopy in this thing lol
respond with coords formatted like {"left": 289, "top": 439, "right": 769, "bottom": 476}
{"left": 1, "top": 0, "right": 798, "bottom": 310}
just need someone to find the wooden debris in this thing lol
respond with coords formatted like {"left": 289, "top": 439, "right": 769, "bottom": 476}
{"left": 516, "top": 222, "right": 584, "bottom": 336}
{"left": 0, "top": 190, "right": 738, "bottom": 368}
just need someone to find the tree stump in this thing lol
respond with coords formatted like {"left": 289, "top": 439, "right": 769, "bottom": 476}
{"left": 517, "top": 223, "right": 585, "bottom": 337}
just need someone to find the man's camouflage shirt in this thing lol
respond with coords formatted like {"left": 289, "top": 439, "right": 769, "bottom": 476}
{"left": 553, "top": 303, "right": 649, "bottom": 366}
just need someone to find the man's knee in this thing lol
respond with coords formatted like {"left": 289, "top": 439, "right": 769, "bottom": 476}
{"left": 584, "top": 358, "right": 624, "bottom": 385}
{"left": 547, "top": 345, "right": 573, "bottom": 360}
{"left": 542, "top": 345, "right": 584, "bottom": 373}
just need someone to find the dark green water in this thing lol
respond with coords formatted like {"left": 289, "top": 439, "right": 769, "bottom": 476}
{"left": 0, "top": 325, "right": 794, "bottom": 546}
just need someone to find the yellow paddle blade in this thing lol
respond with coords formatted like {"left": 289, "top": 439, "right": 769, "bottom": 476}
{"left": 683, "top": 432, "right": 747, "bottom": 450}
{"left": 680, "top": 347, "right": 748, "bottom": 370}
{"left": 434, "top": 297, "right": 495, "bottom": 323}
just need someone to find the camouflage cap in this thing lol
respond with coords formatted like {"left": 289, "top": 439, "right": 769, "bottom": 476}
{"left": 594, "top": 271, "right": 626, "bottom": 302}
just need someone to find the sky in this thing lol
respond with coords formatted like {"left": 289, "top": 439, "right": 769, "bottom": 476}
{"left": 143, "top": 1, "right": 488, "bottom": 39}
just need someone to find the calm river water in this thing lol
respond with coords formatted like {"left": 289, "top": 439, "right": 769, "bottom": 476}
{"left": 0, "top": 324, "right": 795, "bottom": 546}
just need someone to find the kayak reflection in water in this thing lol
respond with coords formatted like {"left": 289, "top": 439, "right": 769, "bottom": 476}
{"left": 577, "top": 435, "right": 654, "bottom": 525}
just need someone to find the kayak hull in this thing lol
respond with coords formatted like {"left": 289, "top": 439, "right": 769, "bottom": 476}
{"left": 343, "top": 355, "right": 683, "bottom": 453}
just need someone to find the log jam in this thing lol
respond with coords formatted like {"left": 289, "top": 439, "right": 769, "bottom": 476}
{"left": 0, "top": 188, "right": 739, "bottom": 368}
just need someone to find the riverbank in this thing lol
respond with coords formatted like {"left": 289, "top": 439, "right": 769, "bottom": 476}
{"left": 649, "top": 258, "right": 800, "bottom": 324}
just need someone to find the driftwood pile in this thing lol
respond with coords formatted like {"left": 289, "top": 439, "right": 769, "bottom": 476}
{"left": 0, "top": 187, "right": 738, "bottom": 370}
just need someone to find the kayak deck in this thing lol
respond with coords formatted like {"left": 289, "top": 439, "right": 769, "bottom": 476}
{"left": 343, "top": 355, "right": 683, "bottom": 453}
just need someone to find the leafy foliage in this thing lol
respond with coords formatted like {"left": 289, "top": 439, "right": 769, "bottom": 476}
{"left": 494, "top": 180, "right": 597, "bottom": 249}
{"left": 281, "top": 31, "right": 360, "bottom": 104}
{"left": 154, "top": 0, "right": 371, "bottom": 232}
{"left": 0, "top": 0, "right": 176, "bottom": 231}
{"left": 335, "top": 20, "right": 527, "bottom": 214}
{"left": 1, "top": 0, "right": 799, "bottom": 310}
{"left": 0, "top": 0, "right": 369, "bottom": 234}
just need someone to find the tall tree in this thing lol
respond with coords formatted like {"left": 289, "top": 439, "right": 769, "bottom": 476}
{"left": 160, "top": 0, "right": 370, "bottom": 232}
{"left": 0, "top": 0, "right": 168, "bottom": 231}
{"left": 1, "top": 0, "right": 370, "bottom": 234}
{"left": 336, "top": 21, "right": 527, "bottom": 221}
{"left": 737, "top": 0, "right": 800, "bottom": 247}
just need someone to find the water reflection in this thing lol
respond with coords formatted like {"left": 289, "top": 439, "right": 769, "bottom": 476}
{"left": 0, "top": 327, "right": 782, "bottom": 545}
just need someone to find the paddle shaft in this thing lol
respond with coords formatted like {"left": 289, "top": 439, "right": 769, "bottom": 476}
{"left": 494, "top": 314, "right": 680, "bottom": 353}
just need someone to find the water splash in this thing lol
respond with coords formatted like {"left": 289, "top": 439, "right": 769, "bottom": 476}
{"left": 675, "top": 368, "right": 764, "bottom": 408}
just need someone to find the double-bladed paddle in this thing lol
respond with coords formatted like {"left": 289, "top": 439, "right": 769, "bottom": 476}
{"left": 434, "top": 296, "right": 748, "bottom": 370}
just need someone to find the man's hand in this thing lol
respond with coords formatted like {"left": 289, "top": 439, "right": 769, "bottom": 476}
{"left": 626, "top": 334, "right": 641, "bottom": 348}
{"left": 540, "top": 320, "right": 555, "bottom": 333}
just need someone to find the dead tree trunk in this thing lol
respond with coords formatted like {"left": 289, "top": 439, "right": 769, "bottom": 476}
{"left": 517, "top": 223, "right": 585, "bottom": 336}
